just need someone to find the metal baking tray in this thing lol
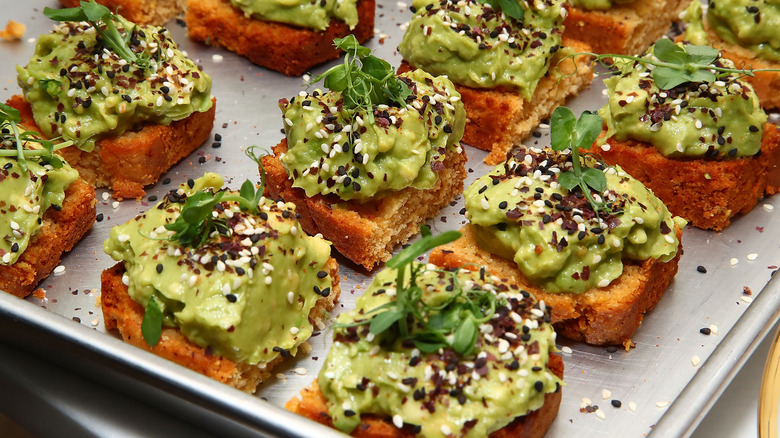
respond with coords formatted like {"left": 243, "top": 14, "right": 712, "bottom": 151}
{"left": 1, "top": 0, "right": 779, "bottom": 436}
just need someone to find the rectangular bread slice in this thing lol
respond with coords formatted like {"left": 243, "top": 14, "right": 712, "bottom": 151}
{"left": 563, "top": 0, "right": 693, "bottom": 56}
{"left": 58, "top": 0, "right": 187, "bottom": 26}
{"left": 285, "top": 354, "right": 563, "bottom": 438}
{"left": 429, "top": 225, "right": 683, "bottom": 348}
{"left": 186, "top": 0, "right": 375, "bottom": 76}
{"left": 8, "top": 95, "right": 216, "bottom": 200}
{"left": 598, "top": 123, "right": 780, "bottom": 230}
{"left": 261, "top": 139, "right": 468, "bottom": 270}
{"left": 400, "top": 38, "right": 593, "bottom": 165}
{"left": 0, "top": 178, "right": 96, "bottom": 298}
{"left": 101, "top": 257, "right": 340, "bottom": 394}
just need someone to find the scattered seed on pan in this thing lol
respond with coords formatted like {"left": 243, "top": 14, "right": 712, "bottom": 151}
{"left": 602, "top": 389, "right": 612, "bottom": 400}
{"left": 628, "top": 402, "right": 637, "bottom": 412}
{"left": 691, "top": 356, "right": 700, "bottom": 366}
{"left": 742, "top": 296, "right": 754, "bottom": 303}
{"left": 730, "top": 258, "right": 739, "bottom": 266}
{"left": 96, "top": 213, "right": 104, "bottom": 222}
{"left": 53, "top": 265, "right": 66, "bottom": 275}
{"left": 763, "top": 204, "right": 774, "bottom": 212}
{"left": 148, "top": 195, "right": 158, "bottom": 202}
{"left": 163, "top": 177, "right": 171, "bottom": 185}
{"left": 696, "top": 265, "right": 707, "bottom": 273}
{"left": 656, "top": 401, "right": 670, "bottom": 408}
{"left": 747, "top": 253, "right": 758, "bottom": 261}
{"left": 700, "top": 327, "right": 711, "bottom": 335}
{"left": 561, "top": 346, "right": 573, "bottom": 354}
{"left": 611, "top": 400, "right": 622, "bottom": 408}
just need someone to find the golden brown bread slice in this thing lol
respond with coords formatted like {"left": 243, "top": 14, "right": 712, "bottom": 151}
{"left": 399, "top": 38, "right": 593, "bottom": 165}
{"left": 101, "top": 257, "right": 340, "bottom": 393}
{"left": 8, "top": 95, "right": 216, "bottom": 201}
{"left": 429, "top": 225, "right": 683, "bottom": 348}
{"left": 58, "top": 0, "right": 187, "bottom": 26}
{"left": 563, "top": 0, "right": 693, "bottom": 56}
{"left": 261, "top": 139, "right": 468, "bottom": 270}
{"left": 186, "top": 0, "right": 375, "bottom": 76}
{"left": 598, "top": 123, "right": 780, "bottom": 230}
{"left": 285, "top": 354, "right": 563, "bottom": 438}
{"left": 0, "top": 178, "right": 96, "bottom": 298}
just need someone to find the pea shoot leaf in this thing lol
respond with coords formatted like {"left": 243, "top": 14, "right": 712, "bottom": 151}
{"left": 141, "top": 295, "right": 163, "bottom": 347}
{"left": 496, "top": 0, "right": 525, "bottom": 22}
{"left": 550, "top": 106, "right": 609, "bottom": 213}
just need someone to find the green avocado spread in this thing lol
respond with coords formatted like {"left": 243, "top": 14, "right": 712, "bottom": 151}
{"left": 279, "top": 69, "right": 465, "bottom": 201}
{"left": 320, "top": 265, "right": 561, "bottom": 437}
{"left": 103, "top": 173, "right": 334, "bottom": 365}
{"left": 0, "top": 138, "right": 78, "bottom": 266}
{"left": 17, "top": 17, "right": 213, "bottom": 152}
{"left": 708, "top": 0, "right": 780, "bottom": 62}
{"left": 598, "top": 41, "right": 767, "bottom": 159}
{"left": 464, "top": 146, "right": 685, "bottom": 294}
{"left": 569, "top": 0, "right": 636, "bottom": 11}
{"left": 230, "top": 0, "right": 359, "bottom": 31}
{"left": 398, "top": 0, "right": 566, "bottom": 99}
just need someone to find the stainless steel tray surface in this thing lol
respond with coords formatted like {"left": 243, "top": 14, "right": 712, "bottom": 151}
{"left": 1, "top": 1, "right": 779, "bottom": 437}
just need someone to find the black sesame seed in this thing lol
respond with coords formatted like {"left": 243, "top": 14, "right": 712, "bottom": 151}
{"left": 156, "top": 263, "right": 163, "bottom": 273}
{"left": 82, "top": 99, "right": 92, "bottom": 108}
{"left": 534, "top": 381, "right": 544, "bottom": 392}
{"left": 317, "top": 271, "right": 328, "bottom": 278}
{"left": 434, "top": 115, "right": 442, "bottom": 125}
{"left": 163, "top": 177, "right": 171, "bottom": 184}
{"left": 443, "top": 124, "right": 453, "bottom": 134}
{"left": 497, "top": 223, "right": 507, "bottom": 231}
{"left": 235, "top": 267, "right": 246, "bottom": 276}
{"left": 478, "top": 185, "right": 487, "bottom": 194}
{"left": 160, "top": 86, "right": 170, "bottom": 94}
{"left": 611, "top": 400, "right": 622, "bottom": 408}
{"left": 459, "top": 207, "right": 466, "bottom": 215}
{"left": 226, "top": 294, "right": 237, "bottom": 303}
{"left": 10, "top": 243, "right": 19, "bottom": 252}
{"left": 343, "top": 410, "right": 356, "bottom": 417}
{"left": 498, "top": 201, "right": 508, "bottom": 209}
{"left": 122, "top": 64, "right": 130, "bottom": 72}
{"left": 198, "top": 156, "right": 206, "bottom": 164}
{"left": 259, "top": 212, "right": 269, "bottom": 220}
{"left": 749, "top": 125, "right": 759, "bottom": 133}
{"left": 96, "top": 213, "right": 104, "bottom": 222}
{"left": 107, "top": 70, "right": 116, "bottom": 79}
{"left": 728, "top": 148, "right": 737, "bottom": 157}
{"left": 59, "top": 68, "right": 67, "bottom": 77}
{"left": 214, "top": 133, "right": 222, "bottom": 141}
{"left": 700, "top": 327, "right": 711, "bottom": 335}
{"left": 187, "top": 179, "right": 195, "bottom": 188}
{"left": 212, "top": 142, "right": 221, "bottom": 148}
{"left": 696, "top": 265, "right": 707, "bottom": 273}
{"left": 542, "top": 214, "right": 552, "bottom": 224}
{"left": 597, "top": 235, "right": 606, "bottom": 245}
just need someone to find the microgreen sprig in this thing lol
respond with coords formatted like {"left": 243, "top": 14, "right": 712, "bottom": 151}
{"left": 569, "top": 37, "right": 780, "bottom": 90}
{"left": 0, "top": 102, "right": 71, "bottom": 172}
{"left": 142, "top": 295, "right": 163, "bottom": 347}
{"left": 345, "top": 226, "right": 500, "bottom": 356}
{"left": 550, "top": 106, "right": 611, "bottom": 214}
{"left": 43, "top": 0, "right": 150, "bottom": 70}
{"left": 477, "top": 0, "right": 525, "bottom": 22}
{"left": 164, "top": 147, "right": 268, "bottom": 248}
{"left": 311, "top": 35, "right": 411, "bottom": 126}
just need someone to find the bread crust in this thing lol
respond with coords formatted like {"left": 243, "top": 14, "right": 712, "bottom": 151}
{"left": 58, "top": 0, "right": 187, "bottom": 26}
{"left": 399, "top": 38, "right": 593, "bottom": 165}
{"left": 598, "top": 123, "right": 780, "bottom": 230}
{"left": 101, "top": 257, "right": 340, "bottom": 393}
{"left": 563, "top": 0, "right": 693, "bottom": 56}
{"left": 186, "top": 0, "right": 375, "bottom": 76}
{"left": 429, "top": 225, "right": 683, "bottom": 348}
{"left": 0, "top": 178, "right": 96, "bottom": 298}
{"left": 261, "top": 139, "right": 468, "bottom": 270}
{"left": 8, "top": 95, "right": 216, "bottom": 200}
{"left": 687, "top": 17, "right": 780, "bottom": 110}
{"left": 285, "top": 354, "right": 563, "bottom": 438}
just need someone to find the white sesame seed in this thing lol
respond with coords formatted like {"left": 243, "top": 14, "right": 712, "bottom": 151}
{"left": 441, "top": 425, "right": 453, "bottom": 435}
{"left": 710, "top": 324, "right": 719, "bottom": 334}
{"left": 561, "top": 346, "right": 573, "bottom": 354}
{"left": 392, "top": 415, "right": 403, "bottom": 428}
{"left": 276, "top": 373, "right": 286, "bottom": 381}
{"left": 117, "top": 234, "right": 130, "bottom": 242}
{"left": 481, "top": 198, "right": 490, "bottom": 210}
{"left": 112, "top": 201, "right": 120, "bottom": 209}
{"left": 692, "top": 356, "right": 700, "bottom": 366}
{"left": 597, "top": 279, "right": 610, "bottom": 288}
{"left": 747, "top": 253, "right": 758, "bottom": 261}
{"left": 122, "top": 274, "right": 129, "bottom": 285}
{"left": 628, "top": 402, "right": 637, "bottom": 412}
{"left": 602, "top": 389, "right": 612, "bottom": 400}
{"left": 9, "top": 221, "right": 19, "bottom": 231}
{"left": 664, "top": 235, "right": 675, "bottom": 244}
{"left": 763, "top": 204, "right": 775, "bottom": 212}
{"left": 656, "top": 401, "right": 670, "bottom": 408}
{"left": 730, "top": 258, "right": 739, "bottom": 266}
{"left": 212, "top": 54, "right": 224, "bottom": 62}
{"left": 695, "top": 120, "right": 703, "bottom": 129}
{"left": 290, "top": 327, "right": 299, "bottom": 335}
{"left": 1, "top": 254, "right": 9, "bottom": 264}
{"left": 742, "top": 296, "right": 754, "bottom": 303}
{"left": 287, "top": 292, "right": 294, "bottom": 304}
{"left": 53, "top": 265, "right": 66, "bottom": 275}
{"left": 595, "top": 409, "right": 606, "bottom": 420}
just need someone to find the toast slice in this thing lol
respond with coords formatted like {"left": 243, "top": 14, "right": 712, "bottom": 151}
{"left": 186, "top": 0, "right": 375, "bottom": 76}
{"left": 598, "top": 123, "right": 780, "bottom": 230}
{"left": 261, "top": 139, "right": 467, "bottom": 270}
{"left": 563, "top": 0, "right": 693, "bottom": 56}
{"left": 286, "top": 354, "right": 563, "bottom": 438}
{"left": 58, "top": 0, "right": 186, "bottom": 26}
{"left": 429, "top": 225, "right": 683, "bottom": 348}
{"left": 0, "top": 178, "right": 96, "bottom": 298}
{"left": 8, "top": 95, "right": 216, "bottom": 200}
{"left": 101, "top": 257, "right": 340, "bottom": 393}
{"left": 399, "top": 38, "right": 593, "bottom": 165}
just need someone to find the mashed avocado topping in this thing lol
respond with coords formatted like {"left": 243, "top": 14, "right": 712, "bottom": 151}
{"left": 104, "top": 173, "right": 334, "bottom": 364}
{"left": 17, "top": 16, "right": 212, "bottom": 152}
{"left": 569, "top": 0, "right": 635, "bottom": 11}
{"left": 599, "top": 41, "right": 767, "bottom": 159}
{"left": 708, "top": 0, "right": 780, "bottom": 62}
{"left": 230, "top": 0, "right": 359, "bottom": 31}
{"left": 398, "top": 0, "right": 566, "bottom": 99}
{"left": 464, "top": 145, "right": 684, "bottom": 294}
{"left": 279, "top": 69, "right": 465, "bottom": 201}
{"left": 320, "top": 264, "right": 561, "bottom": 437}
{"left": 0, "top": 135, "right": 78, "bottom": 266}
